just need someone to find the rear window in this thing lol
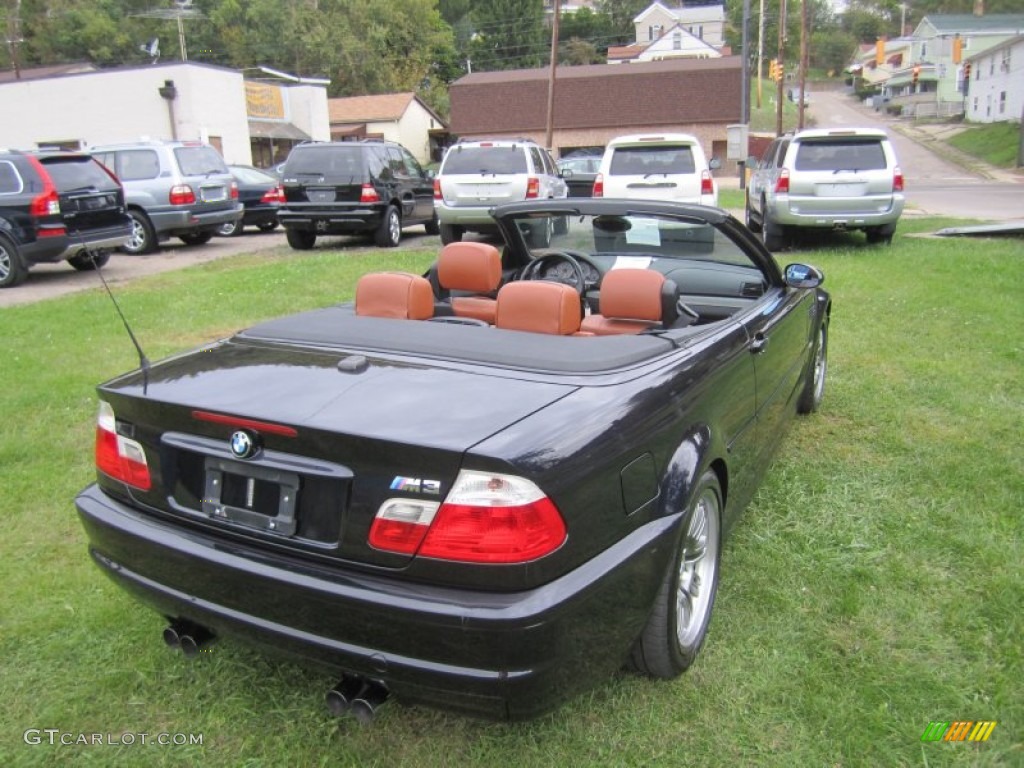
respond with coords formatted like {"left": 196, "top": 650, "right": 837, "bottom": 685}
{"left": 0, "top": 160, "right": 22, "bottom": 194}
{"left": 793, "top": 139, "right": 887, "bottom": 172}
{"left": 230, "top": 166, "right": 278, "bottom": 185}
{"left": 284, "top": 146, "right": 365, "bottom": 177}
{"left": 442, "top": 146, "right": 528, "bottom": 175}
{"left": 40, "top": 156, "right": 119, "bottom": 191}
{"left": 174, "top": 145, "right": 229, "bottom": 176}
{"left": 609, "top": 145, "right": 696, "bottom": 176}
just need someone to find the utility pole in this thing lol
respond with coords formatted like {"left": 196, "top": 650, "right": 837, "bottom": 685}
{"left": 545, "top": 0, "right": 561, "bottom": 151}
{"left": 756, "top": 0, "right": 765, "bottom": 109}
{"left": 776, "top": 0, "right": 787, "bottom": 135}
{"left": 4, "top": 0, "right": 23, "bottom": 80}
{"left": 741, "top": 0, "right": 750, "bottom": 125}
{"left": 798, "top": 0, "right": 808, "bottom": 130}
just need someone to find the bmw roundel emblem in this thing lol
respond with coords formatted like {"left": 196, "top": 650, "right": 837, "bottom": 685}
{"left": 230, "top": 430, "right": 259, "bottom": 459}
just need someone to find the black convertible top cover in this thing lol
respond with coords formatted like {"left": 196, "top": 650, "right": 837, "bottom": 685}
{"left": 238, "top": 306, "right": 679, "bottom": 374}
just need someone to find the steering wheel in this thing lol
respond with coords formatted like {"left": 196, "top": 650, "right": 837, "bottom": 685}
{"left": 521, "top": 251, "right": 588, "bottom": 295}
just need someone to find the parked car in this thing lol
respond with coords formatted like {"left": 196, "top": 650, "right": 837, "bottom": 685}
{"left": 433, "top": 138, "right": 568, "bottom": 245}
{"left": 90, "top": 140, "right": 243, "bottom": 254}
{"left": 593, "top": 133, "right": 719, "bottom": 206}
{"left": 75, "top": 196, "right": 830, "bottom": 721}
{"left": 217, "top": 165, "right": 283, "bottom": 236}
{"left": 744, "top": 127, "right": 905, "bottom": 250}
{"left": 0, "top": 148, "right": 132, "bottom": 287}
{"left": 557, "top": 153, "right": 601, "bottom": 198}
{"left": 276, "top": 140, "right": 437, "bottom": 250}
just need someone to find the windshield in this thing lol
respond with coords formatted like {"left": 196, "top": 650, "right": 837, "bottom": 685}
{"left": 442, "top": 146, "right": 528, "bottom": 175}
{"left": 509, "top": 210, "right": 758, "bottom": 268}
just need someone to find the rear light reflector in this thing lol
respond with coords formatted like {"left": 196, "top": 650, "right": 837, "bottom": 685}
{"left": 191, "top": 410, "right": 298, "bottom": 437}
{"left": 592, "top": 174, "right": 604, "bottom": 197}
{"left": 360, "top": 183, "right": 381, "bottom": 203}
{"left": 95, "top": 401, "right": 151, "bottom": 491}
{"left": 701, "top": 170, "right": 714, "bottom": 196}
{"left": 169, "top": 185, "right": 195, "bottom": 205}
{"left": 230, "top": 181, "right": 239, "bottom": 200}
{"left": 433, "top": 178, "right": 442, "bottom": 200}
{"left": 369, "top": 470, "right": 567, "bottom": 563}
{"left": 525, "top": 177, "right": 540, "bottom": 199}
{"left": 775, "top": 168, "right": 790, "bottom": 194}
{"left": 893, "top": 166, "right": 904, "bottom": 192}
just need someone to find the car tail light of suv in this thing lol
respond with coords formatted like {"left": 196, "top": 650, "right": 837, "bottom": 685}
{"left": 525, "top": 177, "right": 540, "bottom": 199}
{"left": 592, "top": 174, "right": 604, "bottom": 198}
{"left": 360, "top": 183, "right": 381, "bottom": 203}
{"left": 169, "top": 184, "right": 196, "bottom": 205}
{"left": 893, "top": 166, "right": 904, "bottom": 193}
{"left": 369, "top": 469, "right": 567, "bottom": 563}
{"left": 433, "top": 178, "right": 443, "bottom": 200}
{"left": 95, "top": 401, "right": 151, "bottom": 491}
{"left": 775, "top": 168, "right": 790, "bottom": 194}
{"left": 701, "top": 170, "right": 714, "bottom": 196}
{"left": 261, "top": 186, "right": 285, "bottom": 204}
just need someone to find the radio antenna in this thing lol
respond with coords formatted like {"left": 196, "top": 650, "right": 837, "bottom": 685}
{"left": 93, "top": 250, "right": 150, "bottom": 395}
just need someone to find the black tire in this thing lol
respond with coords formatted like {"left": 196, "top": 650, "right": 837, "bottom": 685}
{"left": 286, "top": 228, "right": 316, "bottom": 250}
{"left": 121, "top": 209, "right": 157, "bottom": 255}
{"left": 528, "top": 218, "right": 553, "bottom": 249}
{"left": 257, "top": 221, "right": 278, "bottom": 232}
{"left": 217, "top": 219, "right": 242, "bottom": 237}
{"left": 374, "top": 205, "right": 401, "bottom": 248}
{"left": 439, "top": 223, "right": 463, "bottom": 245}
{"left": 423, "top": 213, "right": 440, "bottom": 236}
{"left": 762, "top": 210, "right": 786, "bottom": 252}
{"left": 553, "top": 215, "right": 569, "bottom": 235}
{"left": 180, "top": 231, "right": 213, "bottom": 246}
{"left": 797, "top": 320, "right": 828, "bottom": 414}
{"left": 865, "top": 223, "right": 896, "bottom": 245}
{"left": 0, "top": 234, "right": 29, "bottom": 288}
{"left": 68, "top": 250, "right": 110, "bottom": 271}
{"left": 744, "top": 194, "right": 762, "bottom": 233}
{"left": 630, "top": 470, "right": 722, "bottom": 678}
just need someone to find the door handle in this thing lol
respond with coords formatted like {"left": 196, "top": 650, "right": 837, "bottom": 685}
{"left": 751, "top": 333, "right": 769, "bottom": 354}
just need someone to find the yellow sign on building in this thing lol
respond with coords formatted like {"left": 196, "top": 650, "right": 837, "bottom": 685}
{"left": 245, "top": 83, "right": 285, "bottom": 120}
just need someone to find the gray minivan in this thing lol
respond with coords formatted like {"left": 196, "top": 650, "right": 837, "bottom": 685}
{"left": 745, "top": 128, "right": 904, "bottom": 250}
{"left": 91, "top": 141, "right": 244, "bottom": 254}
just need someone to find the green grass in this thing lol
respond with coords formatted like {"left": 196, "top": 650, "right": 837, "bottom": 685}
{"left": 2, "top": 225, "right": 1022, "bottom": 766}
{"left": 948, "top": 122, "right": 1023, "bottom": 168}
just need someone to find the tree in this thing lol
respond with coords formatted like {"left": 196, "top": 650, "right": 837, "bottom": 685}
{"left": 468, "top": 0, "right": 546, "bottom": 72}
{"left": 594, "top": 0, "right": 648, "bottom": 36}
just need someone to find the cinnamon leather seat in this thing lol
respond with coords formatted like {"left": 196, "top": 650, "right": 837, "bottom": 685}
{"left": 355, "top": 272, "right": 434, "bottom": 320}
{"left": 580, "top": 269, "right": 678, "bottom": 336}
{"left": 494, "top": 281, "right": 582, "bottom": 335}
{"left": 437, "top": 242, "right": 503, "bottom": 324}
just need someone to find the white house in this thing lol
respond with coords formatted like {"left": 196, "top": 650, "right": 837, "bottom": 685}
{"left": 327, "top": 93, "right": 448, "bottom": 164}
{"left": 0, "top": 62, "right": 329, "bottom": 167}
{"left": 634, "top": 2, "right": 726, "bottom": 49}
{"left": 964, "top": 34, "right": 1024, "bottom": 123}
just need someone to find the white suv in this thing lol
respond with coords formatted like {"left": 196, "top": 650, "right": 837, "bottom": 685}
{"left": 433, "top": 139, "right": 568, "bottom": 245}
{"left": 593, "top": 133, "right": 719, "bottom": 206}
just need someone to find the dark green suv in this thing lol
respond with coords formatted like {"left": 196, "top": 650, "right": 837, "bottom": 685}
{"left": 277, "top": 140, "right": 438, "bottom": 250}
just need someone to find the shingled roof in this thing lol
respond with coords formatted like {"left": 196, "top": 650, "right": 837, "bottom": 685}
{"left": 327, "top": 92, "right": 444, "bottom": 126}
{"left": 449, "top": 58, "right": 742, "bottom": 136}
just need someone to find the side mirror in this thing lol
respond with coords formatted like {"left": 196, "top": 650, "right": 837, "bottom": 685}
{"left": 709, "top": 157, "right": 722, "bottom": 171}
{"left": 424, "top": 168, "right": 436, "bottom": 180}
{"left": 784, "top": 263, "right": 825, "bottom": 289}
{"left": 561, "top": 168, "right": 574, "bottom": 179}
{"left": 745, "top": 156, "right": 759, "bottom": 170}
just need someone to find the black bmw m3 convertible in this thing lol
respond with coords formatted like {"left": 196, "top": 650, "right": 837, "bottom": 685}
{"left": 76, "top": 198, "right": 830, "bottom": 721}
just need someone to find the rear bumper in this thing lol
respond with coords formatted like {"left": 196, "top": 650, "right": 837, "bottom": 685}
{"left": 769, "top": 195, "right": 905, "bottom": 229}
{"left": 277, "top": 204, "right": 383, "bottom": 234}
{"left": 149, "top": 204, "right": 244, "bottom": 237}
{"left": 75, "top": 483, "right": 676, "bottom": 719}
{"left": 434, "top": 203, "right": 500, "bottom": 231}
{"left": 21, "top": 221, "right": 133, "bottom": 264}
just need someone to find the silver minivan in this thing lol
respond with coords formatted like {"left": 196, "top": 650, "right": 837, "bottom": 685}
{"left": 745, "top": 128, "right": 904, "bottom": 250}
{"left": 91, "top": 140, "right": 244, "bottom": 254}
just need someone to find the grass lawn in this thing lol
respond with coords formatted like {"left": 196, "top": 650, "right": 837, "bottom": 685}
{"left": 948, "top": 122, "right": 1023, "bottom": 169}
{"left": 1, "top": 223, "right": 1021, "bottom": 766}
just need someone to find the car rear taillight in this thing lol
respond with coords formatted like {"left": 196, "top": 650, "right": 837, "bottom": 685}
{"left": 261, "top": 186, "right": 284, "bottom": 204}
{"left": 701, "top": 169, "right": 714, "bottom": 196}
{"left": 360, "top": 183, "right": 381, "bottom": 203}
{"left": 775, "top": 168, "right": 790, "bottom": 194}
{"left": 26, "top": 157, "right": 61, "bottom": 217}
{"left": 893, "top": 166, "right": 904, "bottom": 192}
{"left": 369, "top": 470, "right": 567, "bottom": 564}
{"left": 169, "top": 184, "right": 195, "bottom": 205}
{"left": 230, "top": 180, "right": 239, "bottom": 200}
{"left": 525, "top": 177, "right": 540, "bottom": 199}
{"left": 592, "top": 174, "right": 604, "bottom": 197}
{"left": 95, "top": 401, "right": 151, "bottom": 491}
{"left": 433, "top": 178, "right": 442, "bottom": 200}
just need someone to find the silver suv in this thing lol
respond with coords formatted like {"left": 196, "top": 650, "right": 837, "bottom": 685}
{"left": 433, "top": 139, "right": 568, "bottom": 245}
{"left": 745, "top": 128, "right": 904, "bottom": 250}
{"left": 91, "top": 141, "right": 244, "bottom": 254}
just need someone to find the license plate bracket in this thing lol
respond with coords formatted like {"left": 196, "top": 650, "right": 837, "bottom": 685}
{"left": 202, "top": 457, "right": 300, "bottom": 535}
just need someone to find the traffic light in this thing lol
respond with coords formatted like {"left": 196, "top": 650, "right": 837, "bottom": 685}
{"left": 776, "top": 60, "right": 785, "bottom": 82}
{"left": 912, "top": 65, "right": 920, "bottom": 88}
{"left": 768, "top": 59, "right": 778, "bottom": 82}
{"left": 963, "top": 62, "right": 972, "bottom": 80}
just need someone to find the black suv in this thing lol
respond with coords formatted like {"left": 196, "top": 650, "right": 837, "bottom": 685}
{"left": 277, "top": 140, "right": 438, "bottom": 249}
{"left": 0, "top": 149, "right": 132, "bottom": 287}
